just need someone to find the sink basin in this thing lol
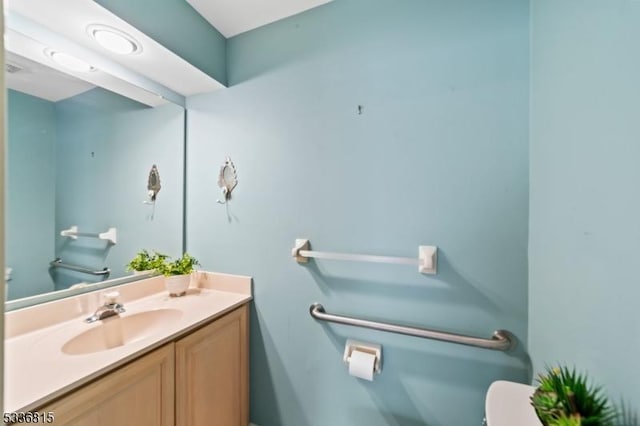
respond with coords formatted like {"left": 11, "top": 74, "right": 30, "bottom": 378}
{"left": 62, "top": 309, "right": 182, "bottom": 355}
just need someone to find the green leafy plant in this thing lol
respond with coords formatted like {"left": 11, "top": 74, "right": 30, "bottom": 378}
{"left": 157, "top": 252, "right": 200, "bottom": 277}
{"left": 126, "top": 249, "right": 168, "bottom": 272}
{"left": 531, "top": 366, "right": 617, "bottom": 426}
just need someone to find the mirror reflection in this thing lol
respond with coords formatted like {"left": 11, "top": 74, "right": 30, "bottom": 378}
{"left": 5, "top": 52, "right": 185, "bottom": 303}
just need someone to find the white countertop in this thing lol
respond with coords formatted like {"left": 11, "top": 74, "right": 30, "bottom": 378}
{"left": 4, "top": 272, "right": 252, "bottom": 413}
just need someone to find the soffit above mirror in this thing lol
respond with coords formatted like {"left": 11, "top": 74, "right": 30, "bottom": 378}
{"left": 187, "top": 0, "right": 334, "bottom": 38}
{"left": 6, "top": 0, "right": 225, "bottom": 105}
{"left": 5, "top": 29, "right": 169, "bottom": 107}
{"left": 5, "top": 50, "right": 94, "bottom": 102}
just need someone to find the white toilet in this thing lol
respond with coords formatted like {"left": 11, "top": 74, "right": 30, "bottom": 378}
{"left": 485, "top": 380, "right": 542, "bottom": 426}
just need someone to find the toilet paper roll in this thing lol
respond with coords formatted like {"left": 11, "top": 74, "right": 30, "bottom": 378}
{"left": 348, "top": 350, "right": 376, "bottom": 381}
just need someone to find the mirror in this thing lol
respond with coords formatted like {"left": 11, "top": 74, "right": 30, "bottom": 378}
{"left": 5, "top": 31, "right": 185, "bottom": 307}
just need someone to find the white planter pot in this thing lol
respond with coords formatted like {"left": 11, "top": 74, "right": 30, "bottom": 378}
{"left": 165, "top": 274, "right": 191, "bottom": 297}
{"left": 132, "top": 270, "right": 153, "bottom": 276}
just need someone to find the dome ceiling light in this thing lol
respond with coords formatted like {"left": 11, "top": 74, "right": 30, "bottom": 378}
{"left": 87, "top": 24, "right": 142, "bottom": 55}
{"left": 44, "top": 48, "right": 95, "bottom": 73}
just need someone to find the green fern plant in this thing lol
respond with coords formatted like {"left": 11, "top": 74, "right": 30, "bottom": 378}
{"left": 126, "top": 249, "right": 168, "bottom": 272}
{"left": 157, "top": 252, "right": 200, "bottom": 277}
{"left": 531, "top": 366, "right": 617, "bottom": 426}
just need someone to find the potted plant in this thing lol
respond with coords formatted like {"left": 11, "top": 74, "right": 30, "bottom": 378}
{"left": 530, "top": 365, "right": 617, "bottom": 426}
{"left": 126, "top": 249, "right": 168, "bottom": 275}
{"left": 157, "top": 252, "right": 200, "bottom": 297}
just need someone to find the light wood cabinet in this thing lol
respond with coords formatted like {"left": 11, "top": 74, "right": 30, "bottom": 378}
{"left": 39, "top": 343, "right": 175, "bottom": 426}
{"left": 175, "top": 304, "right": 249, "bottom": 426}
{"left": 21, "top": 304, "right": 249, "bottom": 426}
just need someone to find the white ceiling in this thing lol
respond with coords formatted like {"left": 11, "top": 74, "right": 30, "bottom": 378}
{"left": 186, "top": 0, "right": 334, "bottom": 38}
{"left": 7, "top": 0, "right": 224, "bottom": 102}
{"left": 4, "top": 0, "right": 334, "bottom": 105}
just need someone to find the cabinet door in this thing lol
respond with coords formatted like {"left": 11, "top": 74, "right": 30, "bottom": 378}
{"left": 175, "top": 305, "right": 249, "bottom": 426}
{"left": 38, "top": 343, "right": 175, "bottom": 426}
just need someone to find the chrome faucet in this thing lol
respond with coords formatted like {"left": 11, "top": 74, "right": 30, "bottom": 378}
{"left": 85, "top": 291, "right": 125, "bottom": 323}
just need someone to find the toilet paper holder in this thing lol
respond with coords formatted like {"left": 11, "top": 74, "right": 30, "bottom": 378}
{"left": 343, "top": 339, "right": 382, "bottom": 374}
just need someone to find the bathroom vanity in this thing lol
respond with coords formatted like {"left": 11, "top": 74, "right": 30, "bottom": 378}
{"left": 4, "top": 272, "right": 251, "bottom": 425}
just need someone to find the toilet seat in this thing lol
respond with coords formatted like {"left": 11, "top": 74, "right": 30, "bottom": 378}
{"left": 485, "top": 380, "right": 542, "bottom": 426}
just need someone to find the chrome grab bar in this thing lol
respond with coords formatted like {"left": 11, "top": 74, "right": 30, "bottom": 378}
{"left": 309, "top": 303, "right": 516, "bottom": 352}
{"left": 49, "top": 258, "right": 111, "bottom": 277}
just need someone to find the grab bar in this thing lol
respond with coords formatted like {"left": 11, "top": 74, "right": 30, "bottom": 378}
{"left": 292, "top": 239, "right": 438, "bottom": 274}
{"left": 309, "top": 303, "right": 515, "bottom": 352}
{"left": 49, "top": 258, "right": 111, "bottom": 277}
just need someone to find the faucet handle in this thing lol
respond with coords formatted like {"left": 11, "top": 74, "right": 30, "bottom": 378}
{"left": 103, "top": 291, "right": 120, "bottom": 305}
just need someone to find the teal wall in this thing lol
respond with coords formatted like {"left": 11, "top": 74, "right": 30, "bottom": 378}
{"left": 6, "top": 90, "right": 56, "bottom": 299}
{"left": 96, "top": 0, "right": 227, "bottom": 86}
{"left": 186, "top": 0, "right": 530, "bottom": 424}
{"left": 529, "top": 0, "right": 640, "bottom": 411}
{"left": 54, "top": 88, "right": 185, "bottom": 289}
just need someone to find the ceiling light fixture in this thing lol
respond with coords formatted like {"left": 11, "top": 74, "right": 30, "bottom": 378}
{"left": 87, "top": 24, "right": 142, "bottom": 55}
{"left": 44, "top": 48, "right": 95, "bottom": 73}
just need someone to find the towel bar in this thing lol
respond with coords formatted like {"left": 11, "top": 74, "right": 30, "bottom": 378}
{"left": 293, "top": 239, "right": 437, "bottom": 274}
